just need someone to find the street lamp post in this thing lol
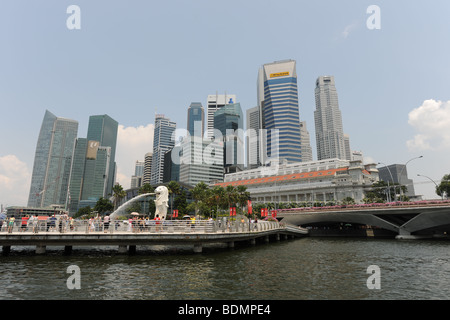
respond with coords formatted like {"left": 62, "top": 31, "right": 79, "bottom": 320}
{"left": 398, "top": 156, "right": 423, "bottom": 201}
{"left": 378, "top": 162, "right": 396, "bottom": 202}
{"left": 417, "top": 174, "right": 443, "bottom": 200}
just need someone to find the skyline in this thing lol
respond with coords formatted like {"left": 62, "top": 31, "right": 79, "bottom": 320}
{"left": 1, "top": 1, "right": 450, "bottom": 206}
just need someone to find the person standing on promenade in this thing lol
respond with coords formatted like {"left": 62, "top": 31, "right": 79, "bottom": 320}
{"left": 21, "top": 215, "right": 29, "bottom": 232}
{"left": 8, "top": 216, "right": 15, "bottom": 233}
{"left": 104, "top": 214, "right": 110, "bottom": 233}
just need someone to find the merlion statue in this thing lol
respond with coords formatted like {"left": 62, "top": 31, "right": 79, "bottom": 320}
{"left": 154, "top": 185, "right": 169, "bottom": 220}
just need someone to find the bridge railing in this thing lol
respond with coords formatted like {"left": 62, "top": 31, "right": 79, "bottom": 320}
{"left": 278, "top": 199, "right": 450, "bottom": 213}
{"left": 0, "top": 219, "right": 281, "bottom": 235}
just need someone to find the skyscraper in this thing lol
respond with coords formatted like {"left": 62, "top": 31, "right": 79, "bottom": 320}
{"left": 130, "top": 160, "right": 145, "bottom": 189}
{"left": 187, "top": 102, "right": 204, "bottom": 138}
{"left": 179, "top": 136, "right": 224, "bottom": 186}
{"left": 28, "top": 110, "right": 78, "bottom": 208}
{"left": 257, "top": 60, "right": 306, "bottom": 164}
{"left": 66, "top": 114, "right": 117, "bottom": 214}
{"left": 314, "top": 76, "right": 350, "bottom": 160}
{"left": 142, "top": 152, "right": 153, "bottom": 185}
{"left": 214, "top": 102, "right": 244, "bottom": 174}
{"left": 206, "top": 93, "right": 236, "bottom": 139}
{"left": 151, "top": 114, "right": 176, "bottom": 185}
{"left": 246, "top": 106, "right": 260, "bottom": 169}
{"left": 86, "top": 114, "right": 118, "bottom": 195}
{"left": 300, "top": 121, "right": 313, "bottom": 162}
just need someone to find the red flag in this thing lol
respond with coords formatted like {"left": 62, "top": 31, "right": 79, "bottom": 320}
{"left": 233, "top": 207, "right": 236, "bottom": 216}
{"left": 247, "top": 200, "right": 252, "bottom": 214}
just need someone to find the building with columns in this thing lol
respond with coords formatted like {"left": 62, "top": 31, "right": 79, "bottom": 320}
{"left": 216, "top": 159, "right": 379, "bottom": 205}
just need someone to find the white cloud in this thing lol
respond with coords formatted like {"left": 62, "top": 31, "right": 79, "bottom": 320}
{"left": 407, "top": 99, "right": 450, "bottom": 151}
{"left": 115, "top": 123, "right": 154, "bottom": 189}
{"left": 0, "top": 155, "right": 31, "bottom": 207}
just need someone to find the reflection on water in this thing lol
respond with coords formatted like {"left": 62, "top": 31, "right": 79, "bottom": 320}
{"left": 1, "top": 238, "right": 450, "bottom": 299}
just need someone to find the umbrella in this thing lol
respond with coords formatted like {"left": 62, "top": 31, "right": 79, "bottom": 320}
{"left": 130, "top": 212, "right": 140, "bottom": 216}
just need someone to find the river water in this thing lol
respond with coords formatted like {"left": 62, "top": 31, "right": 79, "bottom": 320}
{"left": 1, "top": 237, "right": 450, "bottom": 300}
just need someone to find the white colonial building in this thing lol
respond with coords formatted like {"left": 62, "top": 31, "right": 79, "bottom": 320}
{"left": 216, "top": 158, "right": 379, "bottom": 204}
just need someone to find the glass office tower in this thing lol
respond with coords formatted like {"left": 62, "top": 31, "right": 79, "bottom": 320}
{"left": 86, "top": 114, "right": 118, "bottom": 196}
{"left": 187, "top": 102, "right": 204, "bottom": 138}
{"left": 28, "top": 110, "right": 78, "bottom": 208}
{"left": 66, "top": 114, "right": 117, "bottom": 214}
{"left": 213, "top": 102, "right": 244, "bottom": 174}
{"left": 151, "top": 114, "right": 176, "bottom": 184}
{"left": 257, "top": 60, "right": 304, "bottom": 164}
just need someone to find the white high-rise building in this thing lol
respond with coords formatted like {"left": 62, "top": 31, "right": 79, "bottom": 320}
{"left": 314, "top": 76, "right": 351, "bottom": 161}
{"left": 206, "top": 93, "right": 236, "bottom": 139}
{"left": 178, "top": 136, "right": 224, "bottom": 186}
{"left": 246, "top": 106, "right": 260, "bottom": 169}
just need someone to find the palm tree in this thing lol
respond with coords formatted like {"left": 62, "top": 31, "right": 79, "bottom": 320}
{"left": 167, "top": 181, "right": 181, "bottom": 214}
{"left": 236, "top": 185, "right": 250, "bottom": 215}
{"left": 139, "top": 183, "right": 154, "bottom": 195}
{"left": 225, "top": 185, "right": 238, "bottom": 212}
{"left": 208, "top": 186, "right": 226, "bottom": 219}
{"left": 112, "top": 184, "right": 126, "bottom": 210}
{"left": 191, "top": 182, "right": 210, "bottom": 216}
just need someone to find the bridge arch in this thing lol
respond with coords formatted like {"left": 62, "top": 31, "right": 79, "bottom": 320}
{"left": 280, "top": 212, "right": 399, "bottom": 233}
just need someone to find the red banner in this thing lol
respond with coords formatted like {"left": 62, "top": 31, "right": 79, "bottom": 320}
{"left": 247, "top": 200, "right": 252, "bottom": 214}
{"left": 173, "top": 209, "right": 178, "bottom": 218}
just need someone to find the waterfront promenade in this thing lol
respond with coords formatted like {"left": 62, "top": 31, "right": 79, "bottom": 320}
{"left": 0, "top": 218, "right": 308, "bottom": 255}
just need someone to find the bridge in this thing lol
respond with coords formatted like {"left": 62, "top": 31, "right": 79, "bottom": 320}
{"left": 277, "top": 200, "right": 450, "bottom": 239}
{"left": 0, "top": 219, "right": 308, "bottom": 255}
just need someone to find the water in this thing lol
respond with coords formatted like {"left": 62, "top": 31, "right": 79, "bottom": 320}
{"left": 1, "top": 238, "right": 450, "bottom": 300}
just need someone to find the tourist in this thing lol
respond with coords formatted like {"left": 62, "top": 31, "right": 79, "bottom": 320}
{"left": 0, "top": 211, "right": 6, "bottom": 232}
{"left": 154, "top": 214, "right": 161, "bottom": 232}
{"left": 8, "top": 216, "right": 15, "bottom": 233}
{"left": 21, "top": 215, "right": 29, "bottom": 232}
{"left": 103, "top": 214, "right": 110, "bottom": 233}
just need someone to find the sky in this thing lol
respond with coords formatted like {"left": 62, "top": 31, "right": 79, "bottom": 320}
{"left": 1, "top": 0, "right": 450, "bottom": 207}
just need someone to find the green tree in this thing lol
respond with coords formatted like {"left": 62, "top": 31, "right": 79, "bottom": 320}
{"left": 94, "top": 197, "right": 114, "bottom": 215}
{"left": 364, "top": 181, "right": 407, "bottom": 203}
{"left": 236, "top": 185, "right": 250, "bottom": 215}
{"left": 139, "top": 183, "right": 154, "bottom": 195}
{"left": 341, "top": 197, "right": 356, "bottom": 205}
{"left": 225, "top": 185, "right": 238, "bottom": 209}
{"left": 112, "top": 184, "right": 126, "bottom": 210}
{"left": 74, "top": 206, "right": 92, "bottom": 219}
{"left": 191, "top": 182, "right": 210, "bottom": 216}
{"left": 437, "top": 174, "right": 450, "bottom": 199}
{"left": 173, "top": 190, "right": 188, "bottom": 216}
{"left": 167, "top": 180, "right": 181, "bottom": 213}
{"left": 208, "top": 186, "right": 226, "bottom": 218}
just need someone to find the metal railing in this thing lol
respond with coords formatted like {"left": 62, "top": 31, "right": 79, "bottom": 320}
{"left": 0, "top": 219, "right": 281, "bottom": 235}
